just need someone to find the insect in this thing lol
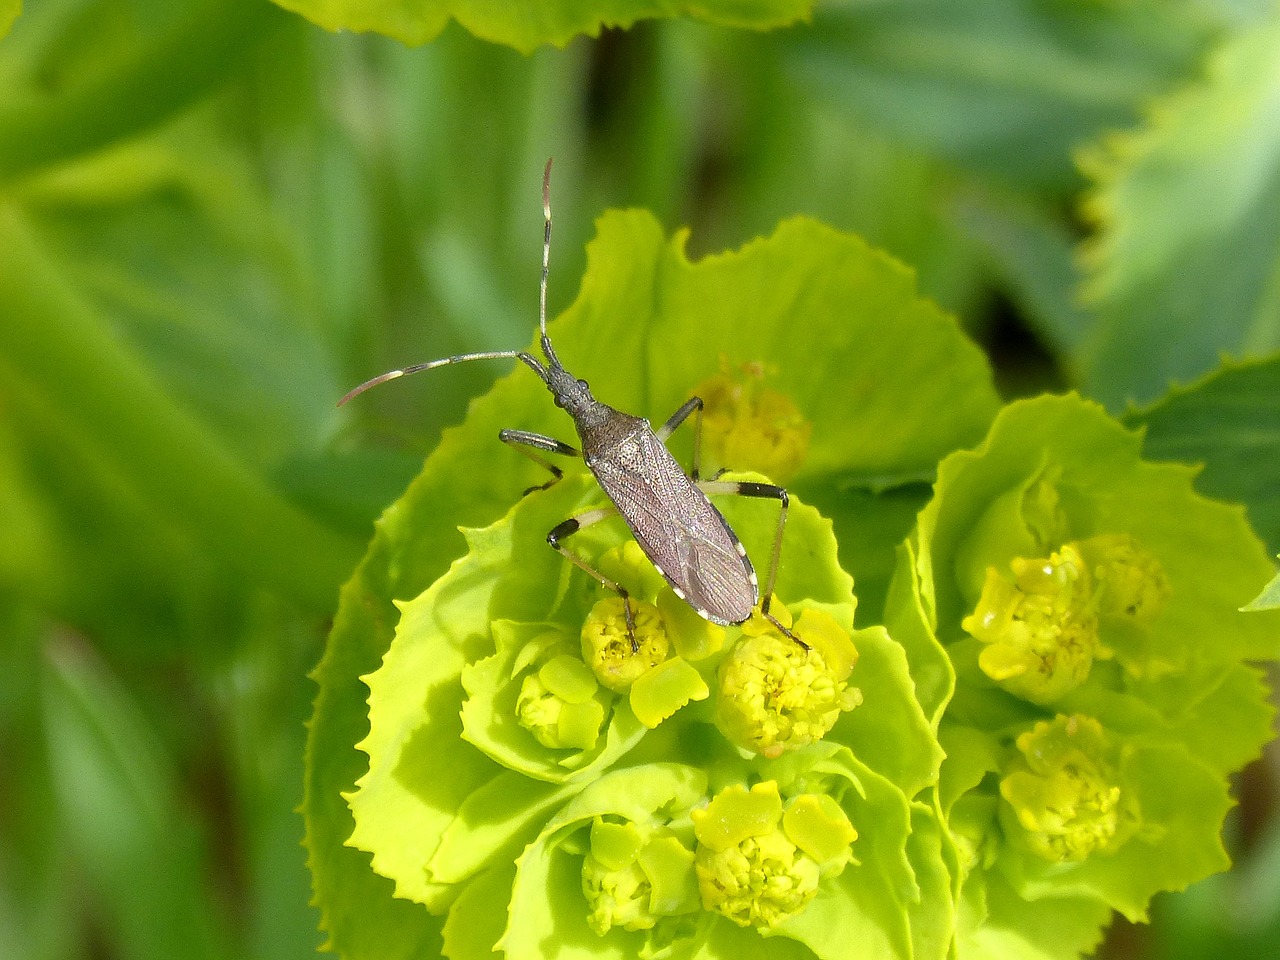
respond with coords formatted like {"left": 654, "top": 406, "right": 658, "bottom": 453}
{"left": 340, "top": 160, "right": 798, "bottom": 647}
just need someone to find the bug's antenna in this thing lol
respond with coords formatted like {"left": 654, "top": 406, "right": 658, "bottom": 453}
{"left": 338, "top": 161, "right": 564, "bottom": 409}
{"left": 539, "top": 157, "right": 561, "bottom": 369}
{"left": 337, "top": 349, "right": 548, "bottom": 406}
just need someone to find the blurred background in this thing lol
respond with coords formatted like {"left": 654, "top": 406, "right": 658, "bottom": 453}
{"left": 1, "top": 1, "right": 1278, "bottom": 958}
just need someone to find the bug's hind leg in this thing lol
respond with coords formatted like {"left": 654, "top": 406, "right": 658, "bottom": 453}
{"left": 500, "top": 429, "right": 581, "bottom": 495}
{"left": 546, "top": 506, "right": 641, "bottom": 651}
{"left": 697, "top": 478, "right": 806, "bottom": 649}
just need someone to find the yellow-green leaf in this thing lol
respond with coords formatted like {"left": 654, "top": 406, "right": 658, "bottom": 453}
{"left": 272, "top": 0, "right": 810, "bottom": 53}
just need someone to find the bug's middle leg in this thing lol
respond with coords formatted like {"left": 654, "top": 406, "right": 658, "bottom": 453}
{"left": 546, "top": 505, "right": 641, "bottom": 651}
{"left": 697, "top": 478, "right": 805, "bottom": 648}
{"left": 499, "top": 429, "right": 581, "bottom": 495}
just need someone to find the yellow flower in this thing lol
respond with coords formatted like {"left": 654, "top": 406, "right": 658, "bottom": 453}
{"left": 963, "top": 545, "right": 1107, "bottom": 703}
{"left": 693, "top": 361, "right": 812, "bottom": 483}
{"left": 999, "top": 714, "right": 1130, "bottom": 862}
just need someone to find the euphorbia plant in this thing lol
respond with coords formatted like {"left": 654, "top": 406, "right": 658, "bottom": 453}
{"left": 898, "top": 394, "right": 1280, "bottom": 959}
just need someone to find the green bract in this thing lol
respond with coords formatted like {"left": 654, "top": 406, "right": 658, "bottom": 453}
{"left": 1245, "top": 561, "right": 1280, "bottom": 611}
{"left": 499, "top": 750, "right": 929, "bottom": 959}
{"left": 308, "top": 204, "right": 1280, "bottom": 960}
{"left": 904, "top": 393, "right": 1280, "bottom": 957}
{"left": 345, "top": 459, "right": 950, "bottom": 955}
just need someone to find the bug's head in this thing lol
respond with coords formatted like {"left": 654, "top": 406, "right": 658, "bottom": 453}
{"left": 545, "top": 366, "right": 598, "bottom": 419}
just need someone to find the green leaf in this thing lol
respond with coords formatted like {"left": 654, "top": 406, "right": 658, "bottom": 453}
{"left": 440, "top": 862, "right": 518, "bottom": 960}
{"left": 343, "top": 520, "right": 579, "bottom": 908}
{"left": 640, "top": 215, "right": 999, "bottom": 488}
{"left": 0, "top": 608, "right": 78, "bottom": 960}
{"left": 0, "top": 0, "right": 19, "bottom": 41}
{"left": 430, "top": 772, "right": 576, "bottom": 888}
{"left": 937, "top": 723, "right": 1001, "bottom": 819}
{"left": 829, "top": 619, "right": 944, "bottom": 800}
{"left": 1123, "top": 355, "right": 1280, "bottom": 556}
{"left": 0, "top": 421, "right": 59, "bottom": 595}
{"left": 0, "top": 0, "right": 286, "bottom": 183}
{"left": 41, "top": 641, "right": 235, "bottom": 960}
{"left": 15, "top": 138, "right": 344, "bottom": 472}
{"left": 959, "top": 872, "right": 1113, "bottom": 960}
{"left": 882, "top": 540, "right": 955, "bottom": 729}
{"left": 0, "top": 204, "right": 359, "bottom": 617}
{"left": 782, "top": 0, "right": 1211, "bottom": 188}
{"left": 1068, "top": 660, "right": 1276, "bottom": 780}
{"left": 904, "top": 803, "right": 956, "bottom": 960}
{"left": 271, "top": 0, "right": 810, "bottom": 53}
{"left": 635, "top": 206, "right": 995, "bottom": 623}
{"left": 1079, "top": 14, "right": 1280, "bottom": 408}
{"left": 1244, "top": 560, "right": 1280, "bottom": 610}
{"left": 799, "top": 482, "right": 932, "bottom": 626}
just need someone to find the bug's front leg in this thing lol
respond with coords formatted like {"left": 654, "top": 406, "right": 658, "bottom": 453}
{"left": 499, "top": 429, "right": 581, "bottom": 495}
{"left": 546, "top": 506, "right": 639, "bottom": 651}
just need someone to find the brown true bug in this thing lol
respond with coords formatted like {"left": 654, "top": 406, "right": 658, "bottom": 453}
{"left": 340, "top": 160, "right": 797, "bottom": 647}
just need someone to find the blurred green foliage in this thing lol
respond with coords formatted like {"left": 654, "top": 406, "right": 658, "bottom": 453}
{"left": 1, "top": 1, "right": 1278, "bottom": 959}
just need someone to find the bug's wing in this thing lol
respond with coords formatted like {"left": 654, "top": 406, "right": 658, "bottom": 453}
{"left": 590, "top": 432, "right": 757, "bottom": 625}
{"left": 667, "top": 523, "right": 758, "bottom": 625}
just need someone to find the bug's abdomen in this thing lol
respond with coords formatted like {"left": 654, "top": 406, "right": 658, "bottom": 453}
{"left": 587, "top": 427, "right": 758, "bottom": 625}
{"left": 667, "top": 528, "right": 758, "bottom": 625}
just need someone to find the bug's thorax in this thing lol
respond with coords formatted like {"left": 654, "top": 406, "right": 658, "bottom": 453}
{"left": 544, "top": 360, "right": 644, "bottom": 456}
